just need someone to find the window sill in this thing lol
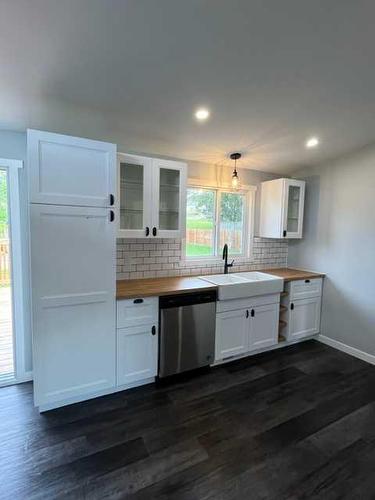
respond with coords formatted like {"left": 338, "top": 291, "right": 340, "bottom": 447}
{"left": 180, "top": 255, "right": 254, "bottom": 268}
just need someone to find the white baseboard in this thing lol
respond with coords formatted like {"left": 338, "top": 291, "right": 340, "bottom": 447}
{"left": 213, "top": 334, "right": 319, "bottom": 366}
{"left": 318, "top": 335, "right": 375, "bottom": 366}
{"left": 0, "top": 370, "right": 33, "bottom": 388}
{"left": 17, "top": 370, "right": 33, "bottom": 383}
{"left": 38, "top": 377, "right": 155, "bottom": 412}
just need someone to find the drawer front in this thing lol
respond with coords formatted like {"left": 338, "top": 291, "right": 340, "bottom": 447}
{"left": 290, "top": 278, "right": 322, "bottom": 300}
{"left": 216, "top": 293, "right": 280, "bottom": 314}
{"left": 117, "top": 297, "right": 158, "bottom": 328}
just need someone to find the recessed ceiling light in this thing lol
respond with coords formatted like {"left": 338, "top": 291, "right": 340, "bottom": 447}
{"left": 306, "top": 137, "right": 319, "bottom": 149}
{"left": 195, "top": 108, "right": 210, "bottom": 121}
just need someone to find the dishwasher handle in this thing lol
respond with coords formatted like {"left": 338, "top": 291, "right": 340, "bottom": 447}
{"left": 160, "top": 290, "right": 217, "bottom": 309}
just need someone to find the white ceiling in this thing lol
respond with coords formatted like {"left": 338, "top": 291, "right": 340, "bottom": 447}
{"left": 1, "top": 0, "right": 375, "bottom": 173}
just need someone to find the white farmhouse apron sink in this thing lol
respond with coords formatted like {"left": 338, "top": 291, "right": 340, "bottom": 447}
{"left": 199, "top": 272, "right": 283, "bottom": 300}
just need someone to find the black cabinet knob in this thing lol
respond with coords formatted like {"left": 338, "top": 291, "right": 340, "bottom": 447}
{"left": 152, "top": 227, "right": 157, "bottom": 236}
{"left": 290, "top": 303, "right": 294, "bottom": 310}
{"left": 109, "top": 194, "right": 115, "bottom": 206}
{"left": 151, "top": 325, "right": 156, "bottom": 336}
{"left": 109, "top": 210, "right": 115, "bottom": 222}
{"left": 251, "top": 309, "right": 255, "bottom": 317}
{"left": 145, "top": 227, "right": 150, "bottom": 236}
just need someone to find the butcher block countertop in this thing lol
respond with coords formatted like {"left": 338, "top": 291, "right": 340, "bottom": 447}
{"left": 261, "top": 268, "right": 325, "bottom": 282}
{"left": 116, "top": 267, "right": 325, "bottom": 300}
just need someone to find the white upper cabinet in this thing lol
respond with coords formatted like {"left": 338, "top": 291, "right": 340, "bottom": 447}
{"left": 153, "top": 159, "right": 186, "bottom": 238}
{"left": 117, "top": 153, "right": 187, "bottom": 239}
{"left": 28, "top": 129, "right": 116, "bottom": 207}
{"left": 259, "top": 178, "right": 305, "bottom": 239}
{"left": 117, "top": 154, "right": 153, "bottom": 238}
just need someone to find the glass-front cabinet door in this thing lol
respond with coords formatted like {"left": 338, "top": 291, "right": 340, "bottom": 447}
{"left": 283, "top": 179, "right": 305, "bottom": 238}
{"left": 117, "top": 154, "right": 152, "bottom": 238}
{"left": 152, "top": 159, "right": 187, "bottom": 238}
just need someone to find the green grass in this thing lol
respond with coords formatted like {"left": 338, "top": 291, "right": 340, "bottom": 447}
{"left": 186, "top": 218, "right": 214, "bottom": 230}
{"left": 186, "top": 243, "right": 213, "bottom": 257}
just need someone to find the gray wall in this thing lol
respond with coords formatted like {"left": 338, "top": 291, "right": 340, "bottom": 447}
{"left": 288, "top": 144, "right": 375, "bottom": 356}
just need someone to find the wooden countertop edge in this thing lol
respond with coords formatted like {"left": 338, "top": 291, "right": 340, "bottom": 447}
{"left": 116, "top": 268, "right": 325, "bottom": 300}
{"left": 116, "top": 283, "right": 217, "bottom": 300}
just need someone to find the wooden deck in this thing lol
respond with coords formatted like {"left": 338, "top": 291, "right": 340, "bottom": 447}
{"left": 0, "top": 287, "right": 14, "bottom": 378}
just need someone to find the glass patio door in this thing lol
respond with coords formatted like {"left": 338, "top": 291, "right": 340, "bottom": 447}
{"left": 0, "top": 169, "right": 14, "bottom": 381}
{"left": 0, "top": 158, "right": 25, "bottom": 386}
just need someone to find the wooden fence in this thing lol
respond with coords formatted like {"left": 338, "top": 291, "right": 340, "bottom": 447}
{"left": 0, "top": 239, "right": 10, "bottom": 286}
{"left": 187, "top": 228, "right": 242, "bottom": 250}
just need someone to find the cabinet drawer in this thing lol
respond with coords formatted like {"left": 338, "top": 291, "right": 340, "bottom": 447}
{"left": 290, "top": 278, "right": 322, "bottom": 300}
{"left": 117, "top": 297, "right": 158, "bottom": 328}
{"left": 216, "top": 293, "right": 280, "bottom": 313}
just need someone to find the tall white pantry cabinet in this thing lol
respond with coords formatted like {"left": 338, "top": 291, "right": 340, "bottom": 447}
{"left": 28, "top": 129, "right": 117, "bottom": 411}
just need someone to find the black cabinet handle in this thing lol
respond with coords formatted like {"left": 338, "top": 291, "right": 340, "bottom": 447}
{"left": 109, "top": 210, "right": 115, "bottom": 222}
{"left": 145, "top": 227, "right": 150, "bottom": 236}
{"left": 151, "top": 325, "right": 156, "bottom": 336}
{"left": 133, "top": 298, "right": 143, "bottom": 304}
{"left": 246, "top": 310, "right": 249, "bottom": 318}
{"left": 291, "top": 303, "right": 294, "bottom": 310}
{"left": 305, "top": 279, "right": 310, "bottom": 283}
{"left": 109, "top": 194, "right": 115, "bottom": 206}
{"left": 283, "top": 230, "right": 287, "bottom": 237}
{"left": 251, "top": 309, "right": 255, "bottom": 317}
{"left": 152, "top": 227, "right": 157, "bottom": 236}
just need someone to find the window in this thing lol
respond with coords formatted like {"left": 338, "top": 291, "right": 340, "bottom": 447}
{"left": 185, "top": 186, "right": 252, "bottom": 259}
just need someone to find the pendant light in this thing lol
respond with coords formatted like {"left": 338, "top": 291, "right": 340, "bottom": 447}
{"left": 230, "top": 152, "right": 241, "bottom": 189}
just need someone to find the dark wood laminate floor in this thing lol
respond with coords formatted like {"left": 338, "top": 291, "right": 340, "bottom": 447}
{"left": 1, "top": 340, "right": 375, "bottom": 500}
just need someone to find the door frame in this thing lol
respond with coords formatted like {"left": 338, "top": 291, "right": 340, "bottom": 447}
{"left": 0, "top": 158, "right": 26, "bottom": 387}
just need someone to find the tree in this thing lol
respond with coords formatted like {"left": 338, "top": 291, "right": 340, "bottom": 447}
{"left": 187, "top": 188, "right": 214, "bottom": 219}
{"left": 220, "top": 193, "right": 243, "bottom": 224}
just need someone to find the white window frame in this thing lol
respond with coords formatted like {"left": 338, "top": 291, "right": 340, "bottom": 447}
{"left": 182, "top": 178, "right": 256, "bottom": 264}
{"left": 0, "top": 158, "right": 26, "bottom": 387}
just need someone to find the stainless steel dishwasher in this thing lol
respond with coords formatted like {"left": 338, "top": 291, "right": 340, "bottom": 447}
{"left": 159, "top": 290, "right": 216, "bottom": 377}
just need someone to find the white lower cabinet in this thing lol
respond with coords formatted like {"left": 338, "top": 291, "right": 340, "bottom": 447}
{"left": 249, "top": 303, "right": 279, "bottom": 351}
{"left": 116, "top": 297, "right": 158, "bottom": 388}
{"left": 117, "top": 324, "right": 158, "bottom": 385}
{"left": 215, "top": 309, "right": 249, "bottom": 360}
{"left": 288, "top": 296, "right": 321, "bottom": 340}
{"left": 282, "top": 278, "right": 323, "bottom": 341}
{"left": 215, "top": 295, "right": 280, "bottom": 361}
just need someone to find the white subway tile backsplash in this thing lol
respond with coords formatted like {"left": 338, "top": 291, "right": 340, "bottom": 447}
{"left": 116, "top": 237, "right": 288, "bottom": 280}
